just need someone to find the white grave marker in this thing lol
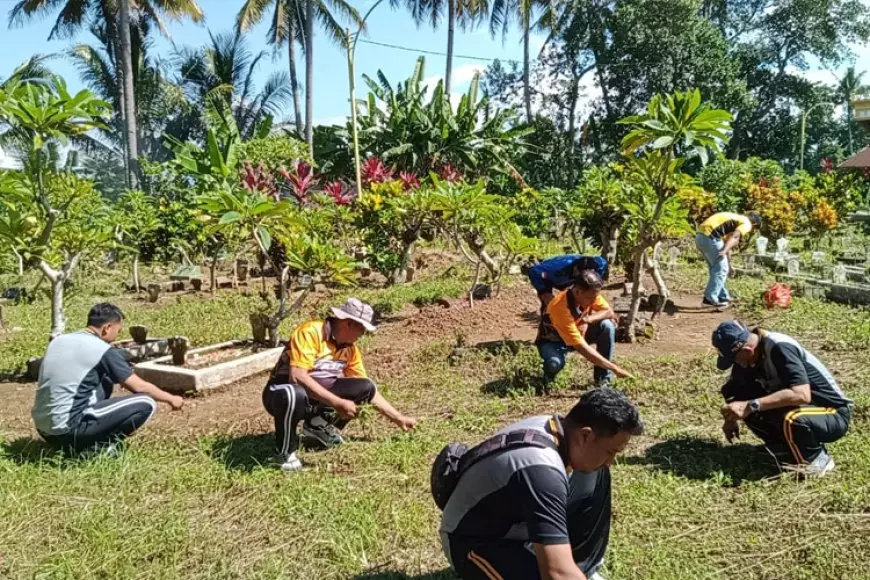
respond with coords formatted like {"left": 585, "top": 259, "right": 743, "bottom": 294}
{"left": 833, "top": 264, "right": 848, "bottom": 284}
{"left": 787, "top": 258, "right": 800, "bottom": 276}
{"left": 756, "top": 236, "right": 769, "bottom": 255}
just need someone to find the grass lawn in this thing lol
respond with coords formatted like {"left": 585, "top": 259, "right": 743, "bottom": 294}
{"left": 0, "top": 263, "right": 868, "bottom": 579}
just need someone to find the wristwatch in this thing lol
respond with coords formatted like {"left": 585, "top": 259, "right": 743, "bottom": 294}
{"left": 748, "top": 399, "right": 761, "bottom": 415}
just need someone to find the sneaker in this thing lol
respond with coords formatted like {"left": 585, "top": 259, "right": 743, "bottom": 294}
{"left": 303, "top": 415, "right": 344, "bottom": 449}
{"left": 595, "top": 378, "right": 613, "bottom": 389}
{"left": 274, "top": 452, "right": 304, "bottom": 472}
{"left": 702, "top": 297, "right": 730, "bottom": 308}
{"left": 80, "top": 441, "right": 121, "bottom": 459}
{"left": 804, "top": 451, "right": 836, "bottom": 478}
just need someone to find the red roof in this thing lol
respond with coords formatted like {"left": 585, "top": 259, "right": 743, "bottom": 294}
{"left": 840, "top": 147, "right": 870, "bottom": 169}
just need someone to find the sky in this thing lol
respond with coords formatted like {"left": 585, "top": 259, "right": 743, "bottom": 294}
{"left": 0, "top": 0, "right": 868, "bottom": 163}
{"left": 0, "top": 0, "right": 539, "bottom": 127}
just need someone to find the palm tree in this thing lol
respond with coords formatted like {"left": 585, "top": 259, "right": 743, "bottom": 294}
{"left": 397, "top": 0, "right": 487, "bottom": 96}
{"left": 489, "top": 0, "right": 552, "bottom": 123}
{"left": 234, "top": 0, "right": 363, "bottom": 154}
{"left": 175, "top": 30, "right": 293, "bottom": 140}
{"left": 1, "top": 55, "right": 53, "bottom": 88}
{"left": 70, "top": 21, "right": 197, "bottom": 160}
{"left": 237, "top": 0, "right": 304, "bottom": 137}
{"left": 118, "top": 0, "right": 138, "bottom": 185}
{"left": 8, "top": 0, "right": 204, "bottom": 183}
{"left": 838, "top": 67, "right": 868, "bottom": 155}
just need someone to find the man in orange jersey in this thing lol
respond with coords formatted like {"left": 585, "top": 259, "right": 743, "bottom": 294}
{"left": 538, "top": 270, "right": 633, "bottom": 388}
{"left": 263, "top": 298, "right": 417, "bottom": 471}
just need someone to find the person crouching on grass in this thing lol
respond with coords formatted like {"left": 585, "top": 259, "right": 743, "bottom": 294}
{"left": 32, "top": 303, "right": 184, "bottom": 456}
{"left": 537, "top": 269, "right": 634, "bottom": 388}
{"left": 262, "top": 297, "right": 418, "bottom": 472}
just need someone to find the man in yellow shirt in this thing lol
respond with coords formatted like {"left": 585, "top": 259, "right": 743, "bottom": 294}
{"left": 262, "top": 298, "right": 417, "bottom": 471}
{"left": 538, "top": 269, "right": 633, "bottom": 388}
{"left": 695, "top": 211, "right": 761, "bottom": 307}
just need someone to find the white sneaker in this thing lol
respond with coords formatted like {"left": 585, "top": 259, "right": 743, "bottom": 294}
{"left": 783, "top": 451, "right": 835, "bottom": 478}
{"left": 805, "top": 451, "right": 835, "bottom": 478}
{"left": 303, "top": 415, "right": 344, "bottom": 448}
{"left": 81, "top": 441, "right": 120, "bottom": 459}
{"left": 275, "top": 452, "right": 304, "bottom": 472}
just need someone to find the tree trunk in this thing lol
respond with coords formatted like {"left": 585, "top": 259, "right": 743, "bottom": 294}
{"left": 40, "top": 256, "right": 80, "bottom": 341}
{"left": 600, "top": 224, "right": 620, "bottom": 273}
{"left": 132, "top": 254, "right": 140, "bottom": 293}
{"left": 304, "top": 0, "right": 315, "bottom": 156}
{"left": 288, "top": 23, "right": 304, "bottom": 137}
{"left": 445, "top": 0, "right": 456, "bottom": 97}
{"left": 210, "top": 249, "right": 219, "bottom": 296}
{"left": 118, "top": 0, "right": 139, "bottom": 189}
{"left": 625, "top": 245, "right": 646, "bottom": 336}
{"left": 566, "top": 75, "right": 580, "bottom": 188}
{"left": 468, "top": 259, "right": 482, "bottom": 307}
{"left": 49, "top": 275, "right": 65, "bottom": 340}
{"left": 13, "top": 249, "right": 23, "bottom": 276}
{"left": 475, "top": 248, "right": 499, "bottom": 278}
{"left": 649, "top": 242, "right": 669, "bottom": 319}
{"left": 522, "top": 23, "right": 532, "bottom": 123}
{"left": 391, "top": 240, "right": 416, "bottom": 285}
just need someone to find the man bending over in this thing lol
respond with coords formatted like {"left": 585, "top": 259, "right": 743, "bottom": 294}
{"left": 439, "top": 388, "right": 643, "bottom": 580}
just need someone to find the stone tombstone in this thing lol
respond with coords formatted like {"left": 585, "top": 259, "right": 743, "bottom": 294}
{"left": 146, "top": 283, "right": 161, "bottom": 303}
{"left": 812, "top": 251, "right": 825, "bottom": 266}
{"left": 167, "top": 336, "right": 190, "bottom": 366}
{"left": 776, "top": 237, "right": 789, "bottom": 254}
{"left": 756, "top": 236, "right": 769, "bottom": 256}
{"left": 787, "top": 258, "right": 800, "bottom": 277}
{"left": 833, "top": 264, "right": 848, "bottom": 285}
{"left": 745, "top": 254, "right": 756, "bottom": 268}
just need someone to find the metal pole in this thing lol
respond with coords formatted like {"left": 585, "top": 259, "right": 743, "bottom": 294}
{"left": 347, "top": 29, "right": 363, "bottom": 200}
{"left": 345, "top": 0, "right": 386, "bottom": 203}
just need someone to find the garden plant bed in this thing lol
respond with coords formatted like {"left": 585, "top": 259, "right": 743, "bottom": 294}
{"left": 134, "top": 340, "right": 283, "bottom": 394}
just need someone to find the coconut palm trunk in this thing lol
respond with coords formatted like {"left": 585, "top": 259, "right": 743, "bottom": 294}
{"left": 118, "top": 0, "right": 139, "bottom": 188}
{"left": 288, "top": 18, "right": 304, "bottom": 137}
{"left": 304, "top": 0, "right": 314, "bottom": 155}
{"left": 522, "top": 20, "right": 532, "bottom": 123}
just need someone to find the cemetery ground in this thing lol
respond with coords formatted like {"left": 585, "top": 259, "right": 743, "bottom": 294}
{"left": 0, "top": 259, "right": 869, "bottom": 580}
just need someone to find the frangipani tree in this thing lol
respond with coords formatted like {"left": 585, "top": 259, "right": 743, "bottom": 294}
{"left": 617, "top": 89, "right": 731, "bottom": 335}
{"left": 0, "top": 78, "right": 112, "bottom": 339}
{"left": 200, "top": 184, "right": 355, "bottom": 345}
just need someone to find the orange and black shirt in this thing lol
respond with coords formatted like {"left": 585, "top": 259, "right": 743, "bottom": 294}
{"left": 537, "top": 289, "right": 611, "bottom": 346}
{"left": 269, "top": 320, "right": 366, "bottom": 389}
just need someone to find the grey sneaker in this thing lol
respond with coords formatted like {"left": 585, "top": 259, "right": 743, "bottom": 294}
{"left": 81, "top": 441, "right": 120, "bottom": 459}
{"left": 274, "top": 452, "right": 304, "bottom": 472}
{"left": 804, "top": 451, "right": 836, "bottom": 478}
{"left": 595, "top": 378, "right": 613, "bottom": 389}
{"left": 303, "top": 415, "right": 344, "bottom": 449}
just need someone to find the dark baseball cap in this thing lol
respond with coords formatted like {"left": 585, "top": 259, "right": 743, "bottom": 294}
{"left": 712, "top": 321, "right": 750, "bottom": 370}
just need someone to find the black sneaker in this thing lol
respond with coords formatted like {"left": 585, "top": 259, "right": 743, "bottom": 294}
{"left": 702, "top": 297, "right": 729, "bottom": 309}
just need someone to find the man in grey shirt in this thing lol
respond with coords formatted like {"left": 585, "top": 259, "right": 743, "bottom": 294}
{"left": 439, "top": 388, "right": 643, "bottom": 580}
{"left": 32, "top": 303, "right": 184, "bottom": 453}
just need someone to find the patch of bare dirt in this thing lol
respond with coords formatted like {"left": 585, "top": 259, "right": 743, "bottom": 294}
{"left": 0, "top": 277, "right": 730, "bottom": 440}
